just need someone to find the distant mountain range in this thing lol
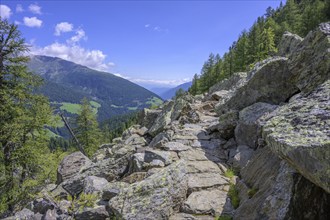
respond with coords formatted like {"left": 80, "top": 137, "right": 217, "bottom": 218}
{"left": 159, "top": 82, "right": 192, "bottom": 100}
{"left": 28, "top": 55, "right": 162, "bottom": 123}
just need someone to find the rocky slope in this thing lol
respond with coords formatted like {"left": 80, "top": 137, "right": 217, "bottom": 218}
{"left": 4, "top": 23, "right": 330, "bottom": 220}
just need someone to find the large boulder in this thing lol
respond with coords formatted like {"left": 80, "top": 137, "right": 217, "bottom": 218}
{"left": 182, "top": 189, "right": 233, "bottom": 216}
{"left": 277, "top": 31, "right": 303, "bottom": 57}
{"left": 262, "top": 80, "right": 330, "bottom": 193}
{"left": 235, "top": 102, "right": 277, "bottom": 149}
{"left": 208, "top": 72, "right": 247, "bottom": 94}
{"left": 75, "top": 206, "right": 109, "bottom": 220}
{"left": 109, "top": 160, "right": 188, "bottom": 219}
{"left": 235, "top": 146, "right": 330, "bottom": 220}
{"left": 148, "top": 101, "right": 174, "bottom": 136}
{"left": 288, "top": 22, "right": 330, "bottom": 94}
{"left": 138, "top": 108, "right": 161, "bottom": 129}
{"left": 208, "top": 111, "right": 239, "bottom": 140}
{"left": 57, "top": 152, "right": 93, "bottom": 184}
{"left": 83, "top": 176, "right": 109, "bottom": 194}
{"left": 216, "top": 57, "right": 298, "bottom": 114}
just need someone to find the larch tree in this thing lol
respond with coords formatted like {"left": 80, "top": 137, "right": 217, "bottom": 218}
{"left": 0, "top": 19, "right": 52, "bottom": 213}
{"left": 75, "top": 98, "right": 101, "bottom": 158}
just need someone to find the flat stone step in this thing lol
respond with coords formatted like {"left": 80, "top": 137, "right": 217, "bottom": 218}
{"left": 182, "top": 189, "right": 234, "bottom": 216}
{"left": 186, "top": 161, "right": 222, "bottom": 174}
{"left": 187, "top": 173, "right": 230, "bottom": 193}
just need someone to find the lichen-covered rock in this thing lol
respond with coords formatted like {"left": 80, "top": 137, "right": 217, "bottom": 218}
{"left": 209, "top": 72, "right": 247, "bottom": 94}
{"left": 32, "top": 198, "right": 56, "bottom": 215}
{"left": 101, "top": 182, "right": 129, "bottom": 201}
{"left": 57, "top": 152, "right": 93, "bottom": 184}
{"left": 83, "top": 176, "right": 109, "bottom": 194}
{"left": 148, "top": 101, "right": 174, "bottom": 136}
{"left": 109, "top": 160, "right": 188, "bottom": 219}
{"left": 230, "top": 145, "right": 254, "bottom": 171}
{"left": 235, "top": 146, "right": 330, "bottom": 220}
{"left": 208, "top": 111, "right": 239, "bottom": 140}
{"left": 149, "top": 130, "right": 173, "bottom": 148}
{"left": 277, "top": 31, "right": 303, "bottom": 56}
{"left": 263, "top": 80, "right": 330, "bottom": 193}
{"left": 216, "top": 57, "right": 298, "bottom": 114}
{"left": 75, "top": 206, "right": 109, "bottom": 220}
{"left": 162, "top": 141, "right": 191, "bottom": 152}
{"left": 187, "top": 173, "right": 229, "bottom": 193}
{"left": 121, "top": 172, "right": 147, "bottom": 184}
{"left": 138, "top": 108, "right": 161, "bottom": 129}
{"left": 182, "top": 190, "right": 233, "bottom": 216}
{"left": 234, "top": 147, "right": 295, "bottom": 220}
{"left": 235, "top": 102, "right": 277, "bottom": 149}
{"left": 288, "top": 22, "right": 330, "bottom": 94}
{"left": 128, "top": 150, "right": 179, "bottom": 173}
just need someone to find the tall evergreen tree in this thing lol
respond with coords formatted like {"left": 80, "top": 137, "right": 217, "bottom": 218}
{"left": 75, "top": 98, "right": 101, "bottom": 157}
{"left": 0, "top": 19, "right": 52, "bottom": 213}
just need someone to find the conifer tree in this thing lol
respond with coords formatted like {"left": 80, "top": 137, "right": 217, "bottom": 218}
{"left": 0, "top": 19, "right": 52, "bottom": 213}
{"left": 75, "top": 98, "right": 101, "bottom": 157}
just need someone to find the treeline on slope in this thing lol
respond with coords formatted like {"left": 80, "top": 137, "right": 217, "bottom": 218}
{"left": 0, "top": 19, "right": 69, "bottom": 215}
{"left": 190, "top": 0, "right": 330, "bottom": 94}
{"left": 0, "top": 19, "right": 142, "bottom": 215}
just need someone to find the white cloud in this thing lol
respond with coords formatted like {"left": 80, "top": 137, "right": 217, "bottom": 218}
{"left": 31, "top": 42, "right": 114, "bottom": 72}
{"left": 28, "top": 4, "right": 41, "bottom": 14}
{"left": 68, "top": 28, "right": 86, "bottom": 43}
{"left": 131, "top": 78, "right": 190, "bottom": 86}
{"left": 145, "top": 24, "right": 169, "bottom": 33}
{"left": 23, "top": 16, "right": 42, "bottom": 27}
{"left": 15, "top": 21, "right": 21, "bottom": 25}
{"left": 0, "top": 5, "right": 12, "bottom": 19}
{"left": 55, "top": 22, "right": 73, "bottom": 36}
{"left": 112, "top": 73, "right": 190, "bottom": 87}
{"left": 16, "top": 4, "right": 24, "bottom": 13}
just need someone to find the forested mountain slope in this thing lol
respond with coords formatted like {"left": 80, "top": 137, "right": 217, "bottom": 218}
{"left": 28, "top": 55, "right": 162, "bottom": 122}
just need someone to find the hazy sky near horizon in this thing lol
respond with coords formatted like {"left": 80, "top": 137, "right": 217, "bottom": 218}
{"left": 1, "top": 0, "right": 283, "bottom": 88}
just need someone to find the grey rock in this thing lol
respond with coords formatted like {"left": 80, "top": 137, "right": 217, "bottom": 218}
{"left": 230, "top": 145, "right": 254, "bottom": 171}
{"left": 32, "top": 198, "right": 56, "bottom": 215}
{"left": 235, "top": 102, "right": 277, "bottom": 148}
{"left": 182, "top": 190, "right": 233, "bottom": 216}
{"left": 121, "top": 172, "right": 147, "bottom": 184}
{"left": 186, "top": 161, "right": 221, "bottom": 174}
{"left": 263, "top": 80, "right": 330, "bottom": 193}
{"left": 208, "top": 111, "right": 239, "bottom": 140}
{"left": 277, "top": 31, "right": 303, "bottom": 56}
{"left": 102, "top": 182, "right": 129, "bottom": 201}
{"left": 288, "top": 22, "right": 330, "bottom": 94}
{"left": 109, "top": 160, "right": 188, "bottom": 219}
{"left": 138, "top": 108, "right": 161, "bottom": 129}
{"left": 148, "top": 101, "right": 174, "bottom": 136}
{"left": 83, "top": 176, "right": 109, "bottom": 194}
{"left": 216, "top": 57, "right": 298, "bottom": 114}
{"left": 209, "top": 72, "right": 247, "bottom": 94}
{"left": 149, "top": 131, "right": 173, "bottom": 148}
{"left": 57, "top": 152, "right": 93, "bottom": 184}
{"left": 162, "top": 141, "right": 191, "bottom": 152}
{"left": 187, "top": 173, "right": 229, "bottom": 193}
{"left": 169, "top": 213, "right": 197, "bottom": 220}
{"left": 43, "top": 209, "right": 57, "bottom": 220}
{"left": 14, "top": 208, "right": 34, "bottom": 220}
{"left": 75, "top": 206, "right": 109, "bottom": 220}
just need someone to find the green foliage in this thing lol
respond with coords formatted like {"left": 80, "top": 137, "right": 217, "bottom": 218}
{"left": 224, "top": 168, "right": 235, "bottom": 179}
{"left": 101, "top": 111, "right": 139, "bottom": 143}
{"left": 76, "top": 193, "right": 98, "bottom": 211}
{"left": 228, "top": 184, "right": 240, "bottom": 209}
{"left": 0, "top": 19, "right": 55, "bottom": 213}
{"left": 175, "top": 88, "right": 186, "bottom": 99}
{"left": 192, "top": 0, "right": 329, "bottom": 95}
{"left": 247, "top": 187, "right": 258, "bottom": 198}
{"left": 75, "top": 98, "right": 102, "bottom": 158}
{"left": 29, "top": 55, "right": 162, "bottom": 122}
{"left": 215, "top": 215, "right": 233, "bottom": 220}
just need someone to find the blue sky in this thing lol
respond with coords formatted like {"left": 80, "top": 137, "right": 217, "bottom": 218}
{"left": 1, "top": 0, "right": 283, "bottom": 89}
